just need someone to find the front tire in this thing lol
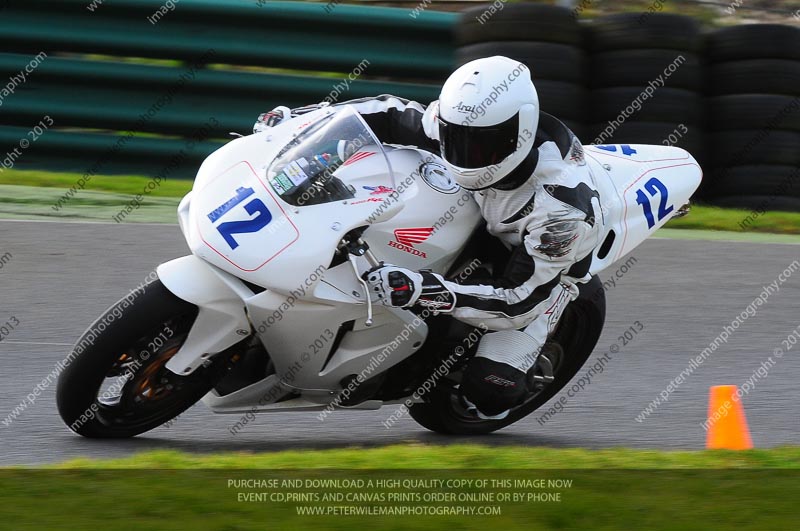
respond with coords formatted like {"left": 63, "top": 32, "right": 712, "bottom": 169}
{"left": 56, "top": 279, "right": 232, "bottom": 438}
{"left": 409, "top": 275, "right": 606, "bottom": 435}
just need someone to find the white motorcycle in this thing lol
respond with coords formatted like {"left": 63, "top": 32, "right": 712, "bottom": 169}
{"left": 57, "top": 106, "right": 702, "bottom": 437}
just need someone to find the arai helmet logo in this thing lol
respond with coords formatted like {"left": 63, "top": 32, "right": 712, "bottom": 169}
{"left": 388, "top": 228, "right": 434, "bottom": 258}
{"left": 455, "top": 101, "right": 477, "bottom": 114}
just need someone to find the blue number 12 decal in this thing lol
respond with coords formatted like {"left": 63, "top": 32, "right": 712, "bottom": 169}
{"left": 635, "top": 177, "right": 673, "bottom": 229}
{"left": 216, "top": 198, "right": 272, "bottom": 249}
{"left": 597, "top": 144, "right": 638, "bottom": 156}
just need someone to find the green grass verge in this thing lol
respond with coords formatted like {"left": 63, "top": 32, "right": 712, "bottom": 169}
{"left": 2, "top": 445, "right": 800, "bottom": 530}
{"left": 0, "top": 168, "right": 191, "bottom": 198}
{"left": 43, "top": 444, "right": 800, "bottom": 469}
{"left": 666, "top": 205, "right": 800, "bottom": 235}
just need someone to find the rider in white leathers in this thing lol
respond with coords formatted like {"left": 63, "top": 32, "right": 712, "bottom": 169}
{"left": 254, "top": 56, "right": 604, "bottom": 419}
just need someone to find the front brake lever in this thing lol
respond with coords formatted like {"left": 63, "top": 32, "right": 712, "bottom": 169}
{"left": 349, "top": 254, "right": 374, "bottom": 327}
{"left": 343, "top": 236, "right": 380, "bottom": 328}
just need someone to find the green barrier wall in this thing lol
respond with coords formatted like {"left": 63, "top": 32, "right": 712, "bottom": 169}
{"left": 0, "top": 0, "right": 457, "bottom": 177}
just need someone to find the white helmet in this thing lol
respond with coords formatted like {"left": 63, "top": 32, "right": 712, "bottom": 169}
{"left": 437, "top": 56, "right": 539, "bottom": 190}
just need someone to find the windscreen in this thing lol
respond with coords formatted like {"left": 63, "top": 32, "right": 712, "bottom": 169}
{"left": 266, "top": 107, "right": 393, "bottom": 207}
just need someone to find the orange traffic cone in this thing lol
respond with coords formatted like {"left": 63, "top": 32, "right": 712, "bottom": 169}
{"left": 705, "top": 385, "right": 753, "bottom": 450}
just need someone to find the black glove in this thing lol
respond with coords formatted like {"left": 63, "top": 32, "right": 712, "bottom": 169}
{"left": 363, "top": 265, "right": 456, "bottom": 312}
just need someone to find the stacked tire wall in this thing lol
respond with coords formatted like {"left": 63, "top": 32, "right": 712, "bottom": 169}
{"left": 703, "top": 25, "right": 800, "bottom": 212}
{"left": 456, "top": 4, "right": 587, "bottom": 139}
{"left": 584, "top": 14, "right": 706, "bottom": 162}
{"left": 454, "top": 3, "right": 800, "bottom": 212}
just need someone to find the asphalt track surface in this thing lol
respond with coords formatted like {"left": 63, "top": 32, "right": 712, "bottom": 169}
{"left": 1, "top": 220, "right": 798, "bottom": 465}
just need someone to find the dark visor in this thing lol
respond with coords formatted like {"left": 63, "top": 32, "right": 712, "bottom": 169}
{"left": 438, "top": 113, "right": 519, "bottom": 169}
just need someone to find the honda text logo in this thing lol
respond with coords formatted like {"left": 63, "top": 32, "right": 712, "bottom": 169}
{"left": 388, "top": 228, "right": 434, "bottom": 258}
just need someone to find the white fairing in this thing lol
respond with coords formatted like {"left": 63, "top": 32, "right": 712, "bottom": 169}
{"left": 157, "top": 255, "right": 252, "bottom": 374}
{"left": 584, "top": 144, "right": 702, "bottom": 273}
{"left": 158, "top": 107, "right": 482, "bottom": 412}
{"left": 157, "top": 106, "right": 700, "bottom": 414}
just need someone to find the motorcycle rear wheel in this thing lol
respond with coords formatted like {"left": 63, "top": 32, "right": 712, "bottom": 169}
{"left": 56, "top": 279, "right": 234, "bottom": 438}
{"left": 409, "top": 275, "right": 606, "bottom": 435}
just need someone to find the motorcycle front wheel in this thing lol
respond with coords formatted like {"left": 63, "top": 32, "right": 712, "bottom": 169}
{"left": 56, "top": 279, "right": 234, "bottom": 438}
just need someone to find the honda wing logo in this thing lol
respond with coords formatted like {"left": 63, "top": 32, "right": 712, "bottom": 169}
{"left": 388, "top": 227, "right": 434, "bottom": 258}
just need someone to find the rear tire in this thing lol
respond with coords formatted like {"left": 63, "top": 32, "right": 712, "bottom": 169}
{"left": 56, "top": 279, "right": 234, "bottom": 438}
{"left": 409, "top": 275, "right": 606, "bottom": 435}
